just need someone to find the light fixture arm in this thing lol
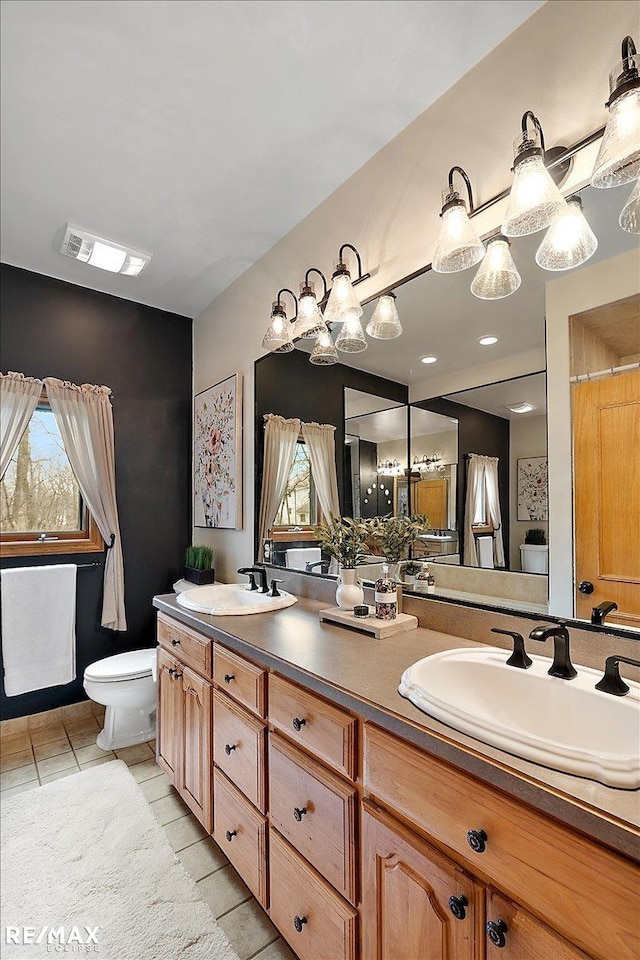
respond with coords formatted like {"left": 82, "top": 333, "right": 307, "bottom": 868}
{"left": 447, "top": 166, "right": 475, "bottom": 213}
{"left": 521, "top": 110, "right": 546, "bottom": 153}
{"left": 337, "top": 243, "right": 369, "bottom": 283}
{"left": 275, "top": 287, "right": 298, "bottom": 321}
{"left": 608, "top": 35, "right": 640, "bottom": 105}
{"left": 304, "top": 267, "right": 328, "bottom": 299}
{"left": 622, "top": 35, "right": 637, "bottom": 70}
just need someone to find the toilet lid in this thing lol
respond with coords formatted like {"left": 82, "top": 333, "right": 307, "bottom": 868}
{"left": 84, "top": 649, "right": 156, "bottom": 682}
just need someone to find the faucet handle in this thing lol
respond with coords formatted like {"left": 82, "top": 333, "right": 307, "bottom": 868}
{"left": 245, "top": 573, "right": 258, "bottom": 591}
{"left": 595, "top": 655, "right": 640, "bottom": 697}
{"left": 491, "top": 628, "right": 533, "bottom": 670}
{"left": 269, "top": 578, "right": 285, "bottom": 598}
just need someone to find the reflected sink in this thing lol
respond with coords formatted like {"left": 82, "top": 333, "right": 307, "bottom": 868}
{"left": 398, "top": 647, "right": 640, "bottom": 789}
{"left": 177, "top": 582, "right": 297, "bottom": 616}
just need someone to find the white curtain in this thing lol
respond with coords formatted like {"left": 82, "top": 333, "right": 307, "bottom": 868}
{"left": 301, "top": 421, "right": 341, "bottom": 521}
{"left": 258, "top": 415, "right": 301, "bottom": 561}
{"left": 463, "top": 454, "right": 505, "bottom": 568}
{"left": 0, "top": 372, "right": 43, "bottom": 479}
{"left": 44, "top": 378, "right": 126, "bottom": 631}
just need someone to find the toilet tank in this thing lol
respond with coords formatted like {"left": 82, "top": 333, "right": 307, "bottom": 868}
{"left": 520, "top": 543, "right": 548, "bottom": 574}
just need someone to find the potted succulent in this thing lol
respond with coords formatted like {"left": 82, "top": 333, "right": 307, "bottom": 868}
{"left": 367, "top": 515, "right": 429, "bottom": 578}
{"left": 402, "top": 560, "right": 423, "bottom": 585}
{"left": 525, "top": 527, "right": 547, "bottom": 545}
{"left": 314, "top": 515, "right": 369, "bottom": 608}
{"left": 184, "top": 544, "right": 215, "bottom": 585}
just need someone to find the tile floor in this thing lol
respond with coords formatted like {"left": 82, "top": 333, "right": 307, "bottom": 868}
{"left": 0, "top": 706, "right": 296, "bottom": 960}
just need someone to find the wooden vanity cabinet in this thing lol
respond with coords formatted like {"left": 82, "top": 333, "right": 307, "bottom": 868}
{"left": 485, "top": 889, "right": 592, "bottom": 960}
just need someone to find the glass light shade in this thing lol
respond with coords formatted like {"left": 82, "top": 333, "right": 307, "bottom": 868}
{"left": 503, "top": 134, "right": 567, "bottom": 237}
{"left": 620, "top": 178, "right": 640, "bottom": 233}
{"left": 535, "top": 197, "right": 598, "bottom": 271}
{"left": 366, "top": 294, "right": 402, "bottom": 339}
{"left": 262, "top": 304, "right": 293, "bottom": 352}
{"left": 335, "top": 313, "right": 367, "bottom": 353}
{"left": 323, "top": 272, "right": 363, "bottom": 324}
{"left": 470, "top": 237, "right": 521, "bottom": 300}
{"left": 309, "top": 324, "right": 338, "bottom": 365}
{"left": 432, "top": 200, "right": 485, "bottom": 273}
{"left": 591, "top": 81, "right": 640, "bottom": 188}
{"left": 293, "top": 291, "right": 325, "bottom": 338}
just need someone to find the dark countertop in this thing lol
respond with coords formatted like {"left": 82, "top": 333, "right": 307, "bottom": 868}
{"left": 153, "top": 593, "right": 640, "bottom": 862}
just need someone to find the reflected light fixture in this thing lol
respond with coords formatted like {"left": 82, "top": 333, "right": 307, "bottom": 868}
{"left": 433, "top": 166, "right": 485, "bottom": 273}
{"left": 471, "top": 235, "right": 521, "bottom": 300}
{"left": 377, "top": 459, "right": 404, "bottom": 477}
{"left": 509, "top": 402, "right": 536, "bottom": 414}
{"left": 366, "top": 291, "right": 402, "bottom": 339}
{"left": 592, "top": 36, "right": 640, "bottom": 188}
{"left": 420, "top": 355, "right": 438, "bottom": 364}
{"left": 620, "top": 178, "right": 640, "bottom": 234}
{"left": 309, "top": 324, "right": 339, "bottom": 365}
{"left": 294, "top": 268, "right": 327, "bottom": 339}
{"left": 323, "top": 243, "right": 369, "bottom": 325}
{"left": 502, "top": 112, "right": 568, "bottom": 237}
{"left": 261, "top": 288, "right": 298, "bottom": 352}
{"left": 535, "top": 195, "right": 598, "bottom": 271}
{"left": 477, "top": 335, "right": 498, "bottom": 346}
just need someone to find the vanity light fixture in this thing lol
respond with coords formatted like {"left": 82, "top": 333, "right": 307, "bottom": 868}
{"left": 366, "top": 291, "right": 403, "bottom": 339}
{"left": 471, "top": 235, "right": 521, "bottom": 300}
{"left": 377, "top": 459, "right": 404, "bottom": 477}
{"left": 309, "top": 323, "right": 339, "bottom": 365}
{"left": 60, "top": 225, "right": 151, "bottom": 276}
{"left": 509, "top": 402, "right": 536, "bottom": 414}
{"left": 619, "top": 178, "right": 640, "bottom": 234}
{"left": 420, "top": 355, "right": 438, "bottom": 364}
{"left": 432, "top": 166, "right": 485, "bottom": 273}
{"left": 335, "top": 313, "right": 368, "bottom": 353}
{"left": 323, "top": 243, "right": 369, "bottom": 325}
{"left": 413, "top": 454, "right": 445, "bottom": 473}
{"left": 294, "top": 268, "right": 328, "bottom": 339}
{"left": 591, "top": 36, "right": 640, "bottom": 188}
{"left": 535, "top": 195, "right": 598, "bottom": 271}
{"left": 477, "top": 335, "right": 499, "bottom": 346}
{"left": 261, "top": 288, "right": 298, "bottom": 353}
{"left": 502, "top": 112, "right": 568, "bottom": 237}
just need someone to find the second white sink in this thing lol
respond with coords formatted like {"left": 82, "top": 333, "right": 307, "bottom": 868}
{"left": 177, "top": 582, "right": 297, "bottom": 616}
{"left": 398, "top": 647, "right": 640, "bottom": 789}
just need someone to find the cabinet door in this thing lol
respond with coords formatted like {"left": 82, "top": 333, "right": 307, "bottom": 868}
{"left": 485, "top": 889, "right": 593, "bottom": 960}
{"left": 181, "top": 666, "right": 213, "bottom": 832}
{"left": 362, "top": 802, "right": 483, "bottom": 960}
{"left": 156, "top": 648, "right": 182, "bottom": 783}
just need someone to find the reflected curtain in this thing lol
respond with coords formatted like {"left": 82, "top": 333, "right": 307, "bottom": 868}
{"left": 0, "top": 372, "right": 43, "bottom": 479}
{"left": 301, "top": 421, "right": 341, "bottom": 521}
{"left": 44, "top": 377, "right": 126, "bottom": 631}
{"left": 463, "top": 454, "right": 505, "bottom": 568}
{"left": 258, "top": 414, "right": 301, "bottom": 561}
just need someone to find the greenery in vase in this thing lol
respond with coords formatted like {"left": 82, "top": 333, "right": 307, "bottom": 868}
{"left": 185, "top": 544, "right": 214, "bottom": 570}
{"left": 367, "top": 515, "right": 429, "bottom": 562}
{"left": 313, "top": 515, "right": 370, "bottom": 569}
{"left": 524, "top": 527, "right": 546, "bottom": 545}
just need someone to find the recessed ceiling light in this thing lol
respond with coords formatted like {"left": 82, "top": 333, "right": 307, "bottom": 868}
{"left": 60, "top": 224, "right": 151, "bottom": 277}
{"left": 509, "top": 402, "right": 536, "bottom": 414}
{"left": 478, "top": 335, "right": 498, "bottom": 346}
{"left": 420, "top": 355, "right": 438, "bottom": 364}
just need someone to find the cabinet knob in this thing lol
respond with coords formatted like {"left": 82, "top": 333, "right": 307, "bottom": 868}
{"left": 466, "top": 828, "right": 487, "bottom": 853}
{"left": 224, "top": 673, "right": 235, "bottom": 684}
{"left": 225, "top": 830, "right": 237, "bottom": 842}
{"left": 448, "top": 894, "right": 468, "bottom": 920}
{"left": 171, "top": 638, "right": 180, "bottom": 646}
{"left": 292, "top": 717, "right": 306, "bottom": 732}
{"left": 174, "top": 672, "right": 183, "bottom": 679}
{"left": 293, "top": 916, "right": 308, "bottom": 933}
{"left": 224, "top": 743, "right": 237, "bottom": 755}
{"left": 486, "top": 919, "right": 508, "bottom": 948}
{"left": 293, "top": 806, "right": 307, "bottom": 821}
{"left": 168, "top": 668, "right": 175, "bottom": 677}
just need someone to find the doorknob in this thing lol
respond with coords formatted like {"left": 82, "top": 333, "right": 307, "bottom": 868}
{"left": 578, "top": 580, "right": 594, "bottom": 594}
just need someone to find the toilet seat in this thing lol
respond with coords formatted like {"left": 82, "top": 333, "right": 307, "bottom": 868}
{"left": 84, "top": 649, "right": 155, "bottom": 683}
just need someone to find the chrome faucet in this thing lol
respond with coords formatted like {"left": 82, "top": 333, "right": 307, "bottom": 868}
{"left": 237, "top": 566, "right": 268, "bottom": 593}
{"left": 591, "top": 601, "right": 618, "bottom": 626}
{"left": 528, "top": 622, "right": 577, "bottom": 680}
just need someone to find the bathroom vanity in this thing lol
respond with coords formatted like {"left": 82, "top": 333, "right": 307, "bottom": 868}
{"left": 153, "top": 594, "right": 639, "bottom": 960}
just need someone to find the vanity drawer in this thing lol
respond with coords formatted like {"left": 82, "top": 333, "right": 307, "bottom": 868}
{"left": 213, "top": 690, "right": 266, "bottom": 813}
{"left": 213, "top": 768, "right": 268, "bottom": 907}
{"left": 269, "top": 828, "right": 357, "bottom": 960}
{"left": 214, "top": 644, "right": 266, "bottom": 718}
{"left": 268, "top": 674, "right": 357, "bottom": 780}
{"left": 268, "top": 732, "right": 357, "bottom": 905}
{"left": 364, "top": 723, "right": 640, "bottom": 960}
{"left": 157, "top": 612, "right": 212, "bottom": 678}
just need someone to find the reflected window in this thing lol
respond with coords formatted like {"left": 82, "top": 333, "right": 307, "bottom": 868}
{"left": 273, "top": 442, "right": 318, "bottom": 528}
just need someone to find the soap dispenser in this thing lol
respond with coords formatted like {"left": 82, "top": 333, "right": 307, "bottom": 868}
{"left": 375, "top": 563, "right": 398, "bottom": 620}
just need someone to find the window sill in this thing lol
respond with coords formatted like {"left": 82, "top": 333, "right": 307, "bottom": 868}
{"left": 1, "top": 519, "right": 104, "bottom": 558}
{"left": 271, "top": 530, "right": 320, "bottom": 543}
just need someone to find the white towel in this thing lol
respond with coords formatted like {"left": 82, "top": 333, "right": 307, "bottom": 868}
{"left": 477, "top": 536, "right": 495, "bottom": 569}
{"left": 285, "top": 547, "right": 321, "bottom": 571}
{"left": 1, "top": 564, "right": 77, "bottom": 696}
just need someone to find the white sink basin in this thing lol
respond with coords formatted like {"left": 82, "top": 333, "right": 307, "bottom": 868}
{"left": 176, "top": 582, "right": 297, "bottom": 616}
{"left": 399, "top": 647, "right": 640, "bottom": 789}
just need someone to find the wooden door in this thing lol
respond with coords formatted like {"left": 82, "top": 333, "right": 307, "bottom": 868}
{"left": 573, "top": 370, "right": 640, "bottom": 626}
{"left": 413, "top": 478, "right": 448, "bottom": 528}
{"left": 181, "top": 666, "right": 213, "bottom": 831}
{"left": 156, "top": 648, "right": 182, "bottom": 783}
{"left": 362, "top": 802, "right": 483, "bottom": 960}
{"left": 485, "top": 889, "right": 592, "bottom": 960}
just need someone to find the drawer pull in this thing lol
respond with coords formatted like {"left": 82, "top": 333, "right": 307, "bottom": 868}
{"left": 466, "top": 828, "right": 487, "bottom": 853}
{"left": 292, "top": 717, "right": 306, "bottom": 732}
{"left": 225, "top": 829, "right": 237, "bottom": 842}
{"left": 171, "top": 638, "right": 180, "bottom": 646}
{"left": 448, "top": 895, "right": 468, "bottom": 920}
{"left": 224, "top": 743, "right": 237, "bottom": 755}
{"left": 293, "top": 916, "right": 308, "bottom": 933}
{"left": 486, "top": 919, "right": 508, "bottom": 948}
{"left": 168, "top": 668, "right": 183, "bottom": 680}
{"left": 293, "top": 806, "right": 308, "bottom": 822}
{"left": 224, "top": 673, "right": 235, "bottom": 684}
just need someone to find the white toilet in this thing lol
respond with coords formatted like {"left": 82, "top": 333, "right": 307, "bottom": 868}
{"left": 519, "top": 543, "right": 549, "bottom": 574}
{"left": 83, "top": 649, "right": 157, "bottom": 751}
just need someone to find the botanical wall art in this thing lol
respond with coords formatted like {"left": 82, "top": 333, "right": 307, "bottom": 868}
{"left": 194, "top": 373, "right": 242, "bottom": 529}
{"left": 517, "top": 456, "right": 548, "bottom": 521}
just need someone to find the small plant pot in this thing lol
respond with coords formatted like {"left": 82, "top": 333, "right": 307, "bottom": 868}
{"left": 184, "top": 566, "right": 215, "bottom": 585}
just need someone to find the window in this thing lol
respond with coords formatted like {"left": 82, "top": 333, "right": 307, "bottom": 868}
{"left": 0, "top": 402, "right": 102, "bottom": 556}
{"left": 273, "top": 442, "right": 319, "bottom": 529}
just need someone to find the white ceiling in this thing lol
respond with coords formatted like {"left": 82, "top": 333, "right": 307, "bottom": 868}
{"left": 444, "top": 371, "right": 547, "bottom": 420}
{"left": 0, "top": 0, "right": 543, "bottom": 318}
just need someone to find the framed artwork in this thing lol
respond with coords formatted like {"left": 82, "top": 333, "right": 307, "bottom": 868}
{"left": 517, "top": 456, "right": 548, "bottom": 521}
{"left": 393, "top": 476, "right": 409, "bottom": 518}
{"left": 194, "top": 374, "right": 242, "bottom": 529}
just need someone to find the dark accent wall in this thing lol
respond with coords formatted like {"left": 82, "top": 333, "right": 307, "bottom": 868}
{"left": 412, "top": 397, "right": 510, "bottom": 565}
{"left": 0, "top": 264, "right": 192, "bottom": 719}
{"left": 254, "top": 349, "right": 408, "bottom": 556}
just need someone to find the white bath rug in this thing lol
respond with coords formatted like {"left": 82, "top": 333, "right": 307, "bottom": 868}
{"left": 1, "top": 760, "right": 240, "bottom": 960}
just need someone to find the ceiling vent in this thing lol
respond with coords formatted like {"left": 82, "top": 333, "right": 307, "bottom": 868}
{"left": 60, "top": 224, "right": 151, "bottom": 277}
